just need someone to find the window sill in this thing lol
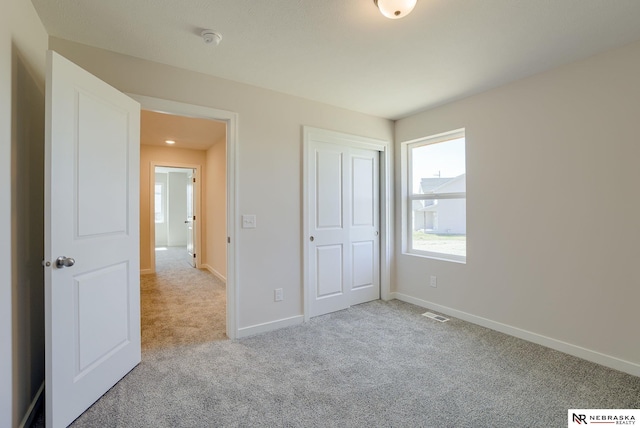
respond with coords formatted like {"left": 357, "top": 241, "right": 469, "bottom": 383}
{"left": 402, "top": 251, "right": 466, "bottom": 265}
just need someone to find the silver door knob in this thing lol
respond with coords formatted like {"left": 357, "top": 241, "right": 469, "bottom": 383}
{"left": 56, "top": 256, "right": 75, "bottom": 269}
{"left": 310, "top": 236, "right": 314, "bottom": 242}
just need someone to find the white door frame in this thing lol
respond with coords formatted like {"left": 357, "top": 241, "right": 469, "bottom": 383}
{"left": 149, "top": 163, "right": 202, "bottom": 270}
{"left": 302, "top": 126, "right": 392, "bottom": 322}
{"left": 129, "top": 94, "right": 239, "bottom": 340}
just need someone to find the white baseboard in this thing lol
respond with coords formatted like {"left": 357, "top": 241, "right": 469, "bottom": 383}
{"left": 140, "top": 268, "right": 153, "bottom": 275}
{"left": 390, "top": 292, "right": 640, "bottom": 377}
{"left": 237, "top": 315, "right": 304, "bottom": 339}
{"left": 19, "top": 381, "right": 44, "bottom": 428}
{"left": 200, "top": 264, "right": 227, "bottom": 282}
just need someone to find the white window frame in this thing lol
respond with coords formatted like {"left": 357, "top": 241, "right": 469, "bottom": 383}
{"left": 402, "top": 129, "right": 466, "bottom": 264}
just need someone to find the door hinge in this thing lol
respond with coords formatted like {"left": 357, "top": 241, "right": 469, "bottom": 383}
{"left": 193, "top": 215, "right": 196, "bottom": 220}
{"left": 193, "top": 178, "right": 196, "bottom": 183}
{"left": 227, "top": 237, "right": 231, "bottom": 244}
{"left": 193, "top": 253, "right": 196, "bottom": 258}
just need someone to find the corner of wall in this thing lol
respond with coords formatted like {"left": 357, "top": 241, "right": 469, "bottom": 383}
{"left": 3, "top": 0, "right": 49, "bottom": 425}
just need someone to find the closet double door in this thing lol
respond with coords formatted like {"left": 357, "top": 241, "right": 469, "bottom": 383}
{"left": 307, "top": 140, "right": 380, "bottom": 317}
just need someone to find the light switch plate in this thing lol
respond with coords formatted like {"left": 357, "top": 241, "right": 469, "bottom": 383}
{"left": 242, "top": 214, "right": 256, "bottom": 229}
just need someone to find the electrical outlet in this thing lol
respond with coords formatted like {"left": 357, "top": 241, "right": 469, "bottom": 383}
{"left": 430, "top": 275, "right": 437, "bottom": 288}
{"left": 274, "top": 288, "right": 284, "bottom": 302}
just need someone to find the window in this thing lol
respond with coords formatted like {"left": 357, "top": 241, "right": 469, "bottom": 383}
{"left": 406, "top": 130, "right": 466, "bottom": 262}
{"left": 154, "top": 183, "right": 164, "bottom": 223}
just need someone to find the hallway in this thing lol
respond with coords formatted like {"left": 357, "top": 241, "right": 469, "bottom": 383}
{"left": 141, "top": 247, "right": 227, "bottom": 351}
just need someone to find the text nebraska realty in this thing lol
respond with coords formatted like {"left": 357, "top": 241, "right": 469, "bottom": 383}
{"left": 574, "top": 413, "right": 636, "bottom": 425}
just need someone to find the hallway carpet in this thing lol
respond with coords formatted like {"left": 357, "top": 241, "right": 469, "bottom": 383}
{"left": 142, "top": 246, "right": 227, "bottom": 350}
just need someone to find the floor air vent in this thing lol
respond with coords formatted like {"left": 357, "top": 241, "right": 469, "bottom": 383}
{"left": 422, "top": 312, "right": 449, "bottom": 322}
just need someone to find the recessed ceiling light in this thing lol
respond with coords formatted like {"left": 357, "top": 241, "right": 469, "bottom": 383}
{"left": 165, "top": 140, "right": 176, "bottom": 145}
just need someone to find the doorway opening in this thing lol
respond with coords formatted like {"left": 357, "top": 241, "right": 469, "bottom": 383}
{"left": 131, "top": 95, "right": 238, "bottom": 340}
{"left": 154, "top": 166, "right": 197, "bottom": 269}
{"left": 138, "top": 105, "right": 232, "bottom": 349}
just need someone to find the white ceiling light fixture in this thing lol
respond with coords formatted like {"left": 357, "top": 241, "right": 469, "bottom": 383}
{"left": 165, "top": 140, "right": 176, "bottom": 145}
{"left": 201, "top": 29, "right": 222, "bottom": 46}
{"left": 374, "top": 0, "right": 417, "bottom": 19}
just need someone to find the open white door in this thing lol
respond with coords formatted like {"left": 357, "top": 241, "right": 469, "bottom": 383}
{"left": 186, "top": 169, "right": 196, "bottom": 267}
{"left": 44, "top": 51, "right": 141, "bottom": 428}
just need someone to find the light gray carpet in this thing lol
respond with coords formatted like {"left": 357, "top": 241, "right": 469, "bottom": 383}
{"left": 141, "top": 246, "right": 227, "bottom": 350}
{"left": 59, "top": 299, "right": 639, "bottom": 427}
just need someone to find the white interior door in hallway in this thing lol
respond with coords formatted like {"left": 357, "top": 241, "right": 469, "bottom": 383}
{"left": 44, "top": 51, "right": 141, "bottom": 428}
{"left": 186, "top": 169, "right": 196, "bottom": 267}
{"left": 306, "top": 135, "right": 380, "bottom": 318}
{"left": 154, "top": 166, "right": 197, "bottom": 268}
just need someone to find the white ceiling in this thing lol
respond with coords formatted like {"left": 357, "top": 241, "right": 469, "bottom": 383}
{"left": 32, "top": 0, "right": 640, "bottom": 120}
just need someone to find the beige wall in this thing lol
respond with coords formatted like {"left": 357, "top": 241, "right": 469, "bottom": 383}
{"left": 140, "top": 145, "right": 208, "bottom": 272}
{"left": 50, "top": 37, "right": 394, "bottom": 332}
{"left": 204, "top": 136, "right": 227, "bottom": 279}
{"left": 1, "top": 0, "right": 48, "bottom": 426}
{"left": 394, "top": 40, "right": 640, "bottom": 374}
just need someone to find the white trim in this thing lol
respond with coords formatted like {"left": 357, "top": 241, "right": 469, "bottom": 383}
{"left": 237, "top": 315, "right": 304, "bottom": 338}
{"left": 410, "top": 192, "right": 466, "bottom": 200}
{"left": 390, "top": 292, "right": 640, "bottom": 377}
{"left": 200, "top": 263, "right": 227, "bottom": 282}
{"left": 18, "top": 382, "right": 44, "bottom": 428}
{"left": 402, "top": 128, "right": 466, "bottom": 147}
{"left": 302, "top": 130, "right": 309, "bottom": 321}
{"left": 302, "top": 126, "right": 393, "bottom": 320}
{"left": 401, "top": 251, "right": 466, "bottom": 265}
{"left": 0, "top": 235, "right": 10, "bottom": 427}
{"left": 379, "top": 135, "right": 393, "bottom": 302}
{"left": 304, "top": 126, "right": 389, "bottom": 152}
{"left": 128, "top": 94, "right": 239, "bottom": 340}
{"left": 406, "top": 249, "right": 466, "bottom": 264}
{"left": 402, "top": 128, "right": 466, "bottom": 264}
{"left": 150, "top": 162, "right": 202, "bottom": 273}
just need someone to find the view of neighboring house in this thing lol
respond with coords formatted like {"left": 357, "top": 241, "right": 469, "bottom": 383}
{"left": 413, "top": 174, "right": 466, "bottom": 235}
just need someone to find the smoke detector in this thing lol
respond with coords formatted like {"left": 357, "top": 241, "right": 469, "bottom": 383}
{"left": 201, "top": 30, "right": 222, "bottom": 46}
